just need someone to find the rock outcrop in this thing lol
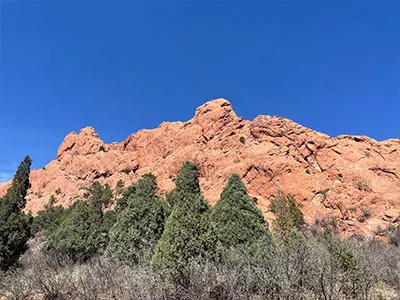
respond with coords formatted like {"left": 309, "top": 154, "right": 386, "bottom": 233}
{"left": 1, "top": 98, "right": 399, "bottom": 236}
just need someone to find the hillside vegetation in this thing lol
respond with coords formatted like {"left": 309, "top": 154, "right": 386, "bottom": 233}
{"left": 0, "top": 157, "right": 399, "bottom": 299}
{"left": 1, "top": 99, "right": 399, "bottom": 238}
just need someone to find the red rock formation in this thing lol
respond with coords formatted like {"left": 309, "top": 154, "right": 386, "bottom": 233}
{"left": 1, "top": 98, "right": 399, "bottom": 236}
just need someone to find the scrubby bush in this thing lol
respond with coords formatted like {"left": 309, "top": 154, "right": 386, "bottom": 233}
{"left": 357, "top": 206, "right": 372, "bottom": 223}
{"left": 2, "top": 234, "right": 399, "bottom": 300}
{"left": 357, "top": 181, "right": 372, "bottom": 192}
{"left": 388, "top": 223, "right": 400, "bottom": 247}
{"left": 1, "top": 167, "right": 399, "bottom": 299}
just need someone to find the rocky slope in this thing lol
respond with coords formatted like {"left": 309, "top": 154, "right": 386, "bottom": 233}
{"left": 1, "top": 98, "right": 399, "bottom": 236}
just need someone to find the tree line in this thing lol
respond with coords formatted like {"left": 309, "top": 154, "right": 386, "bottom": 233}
{"left": 0, "top": 157, "right": 399, "bottom": 299}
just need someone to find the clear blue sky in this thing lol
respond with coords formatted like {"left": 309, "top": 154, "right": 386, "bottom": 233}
{"left": 1, "top": 1, "right": 399, "bottom": 181}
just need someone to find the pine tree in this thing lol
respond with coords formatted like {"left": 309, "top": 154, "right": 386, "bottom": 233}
{"left": 151, "top": 161, "right": 214, "bottom": 282}
{"left": 210, "top": 173, "right": 270, "bottom": 252}
{"left": 106, "top": 174, "right": 165, "bottom": 265}
{"left": 0, "top": 156, "right": 32, "bottom": 270}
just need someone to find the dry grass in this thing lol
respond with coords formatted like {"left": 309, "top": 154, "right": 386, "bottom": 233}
{"left": 1, "top": 234, "right": 399, "bottom": 300}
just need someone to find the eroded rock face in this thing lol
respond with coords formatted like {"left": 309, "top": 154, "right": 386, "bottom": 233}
{"left": 1, "top": 98, "right": 399, "bottom": 236}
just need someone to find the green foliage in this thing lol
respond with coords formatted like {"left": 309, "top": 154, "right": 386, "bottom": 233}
{"left": 0, "top": 156, "right": 32, "bottom": 270}
{"left": 175, "top": 161, "right": 201, "bottom": 196}
{"left": 115, "top": 184, "right": 136, "bottom": 212}
{"left": 164, "top": 189, "right": 177, "bottom": 217}
{"left": 320, "top": 229, "right": 358, "bottom": 276}
{"left": 269, "top": 191, "right": 305, "bottom": 237}
{"left": 330, "top": 239, "right": 357, "bottom": 273}
{"left": 44, "top": 182, "right": 114, "bottom": 261}
{"left": 31, "top": 197, "right": 64, "bottom": 235}
{"left": 44, "top": 200, "right": 105, "bottom": 261}
{"left": 114, "top": 179, "right": 125, "bottom": 201}
{"left": 102, "top": 210, "right": 117, "bottom": 232}
{"left": 3, "top": 156, "right": 32, "bottom": 213}
{"left": 84, "top": 181, "right": 113, "bottom": 210}
{"left": 0, "top": 205, "right": 32, "bottom": 270}
{"left": 152, "top": 161, "right": 214, "bottom": 282}
{"left": 210, "top": 174, "right": 270, "bottom": 252}
{"left": 106, "top": 174, "right": 165, "bottom": 265}
{"left": 239, "top": 136, "right": 245, "bottom": 144}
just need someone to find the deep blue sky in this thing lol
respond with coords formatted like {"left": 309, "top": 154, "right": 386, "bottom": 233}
{"left": 1, "top": 1, "right": 399, "bottom": 181}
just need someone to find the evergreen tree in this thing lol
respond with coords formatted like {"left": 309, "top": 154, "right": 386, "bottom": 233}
{"left": 84, "top": 181, "right": 113, "bottom": 211}
{"left": 175, "top": 161, "right": 201, "bottom": 195}
{"left": 210, "top": 173, "right": 270, "bottom": 252}
{"left": 44, "top": 182, "right": 113, "bottom": 261}
{"left": 0, "top": 156, "right": 32, "bottom": 270}
{"left": 3, "top": 156, "right": 32, "bottom": 212}
{"left": 106, "top": 174, "right": 165, "bottom": 265}
{"left": 152, "top": 161, "right": 214, "bottom": 282}
{"left": 31, "top": 195, "right": 64, "bottom": 235}
{"left": 44, "top": 200, "right": 103, "bottom": 261}
{"left": 115, "top": 184, "right": 136, "bottom": 212}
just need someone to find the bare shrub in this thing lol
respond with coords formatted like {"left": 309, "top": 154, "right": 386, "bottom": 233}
{"left": 357, "top": 206, "right": 373, "bottom": 223}
{"left": 1, "top": 235, "right": 400, "bottom": 300}
{"left": 0, "top": 270, "right": 33, "bottom": 300}
{"left": 388, "top": 224, "right": 400, "bottom": 247}
{"left": 357, "top": 182, "right": 372, "bottom": 192}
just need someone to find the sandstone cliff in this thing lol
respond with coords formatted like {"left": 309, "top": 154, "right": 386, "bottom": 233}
{"left": 1, "top": 98, "right": 399, "bottom": 236}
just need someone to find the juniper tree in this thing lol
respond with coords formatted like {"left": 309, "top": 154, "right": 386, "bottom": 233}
{"left": 115, "top": 184, "right": 136, "bottom": 212}
{"left": 31, "top": 195, "right": 64, "bottom": 235}
{"left": 210, "top": 173, "right": 270, "bottom": 253}
{"left": 84, "top": 181, "right": 113, "bottom": 211}
{"left": 44, "top": 201, "right": 103, "bottom": 261}
{"left": 44, "top": 182, "right": 113, "bottom": 261}
{"left": 0, "top": 156, "right": 32, "bottom": 270}
{"left": 152, "top": 161, "right": 214, "bottom": 282}
{"left": 106, "top": 174, "right": 165, "bottom": 265}
{"left": 3, "top": 156, "right": 32, "bottom": 212}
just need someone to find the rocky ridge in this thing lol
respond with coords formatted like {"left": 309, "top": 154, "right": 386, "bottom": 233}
{"left": 1, "top": 98, "right": 399, "bottom": 236}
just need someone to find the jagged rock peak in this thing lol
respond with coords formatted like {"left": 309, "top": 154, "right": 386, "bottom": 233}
{"left": 57, "top": 126, "right": 106, "bottom": 159}
{"left": 194, "top": 98, "right": 234, "bottom": 117}
{"left": 191, "top": 98, "right": 240, "bottom": 134}
{"left": 1, "top": 98, "right": 399, "bottom": 238}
